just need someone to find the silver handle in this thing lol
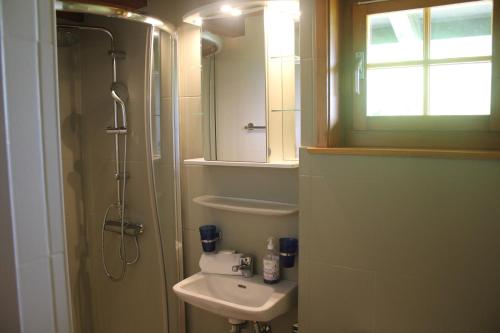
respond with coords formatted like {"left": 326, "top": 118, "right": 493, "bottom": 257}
{"left": 232, "top": 255, "right": 254, "bottom": 277}
{"left": 355, "top": 51, "right": 365, "bottom": 95}
{"left": 244, "top": 122, "right": 266, "bottom": 130}
{"left": 104, "top": 219, "right": 144, "bottom": 237}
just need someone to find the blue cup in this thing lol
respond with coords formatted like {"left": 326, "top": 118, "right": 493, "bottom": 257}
{"left": 279, "top": 237, "right": 298, "bottom": 268}
{"left": 199, "top": 225, "right": 220, "bottom": 252}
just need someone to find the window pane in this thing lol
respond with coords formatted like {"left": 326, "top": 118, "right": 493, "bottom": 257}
{"left": 368, "top": 9, "right": 423, "bottom": 64}
{"left": 367, "top": 67, "right": 423, "bottom": 116}
{"left": 429, "top": 62, "right": 491, "bottom": 115}
{"left": 430, "top": 1, "right": 493, "bottom": 59}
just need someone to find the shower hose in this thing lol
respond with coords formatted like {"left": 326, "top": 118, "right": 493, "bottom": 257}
{"left": 100, "top": 133, "right": 140, "bottom": 281}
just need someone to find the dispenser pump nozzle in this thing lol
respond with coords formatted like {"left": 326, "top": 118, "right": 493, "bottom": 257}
{"left": 266, "top": 237, "right": 276, "bottom": 251}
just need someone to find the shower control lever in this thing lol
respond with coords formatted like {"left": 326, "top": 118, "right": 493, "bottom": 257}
{"left": 105, "top": 126, "right": 128, "bottom": 135}
{"left": 114, "top": 172, "right": 130, "bottom": 180}
{"left": 104, "top": 219, "right": 144, "bottom": 237}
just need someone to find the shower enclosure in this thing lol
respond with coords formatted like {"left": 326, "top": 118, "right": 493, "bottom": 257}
{"left": 56, "top": 2, "right": 183, "bottom": 333}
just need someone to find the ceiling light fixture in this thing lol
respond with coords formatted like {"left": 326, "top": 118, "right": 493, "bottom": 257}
{"left": 221, "top": 4, "right": 242, "bottom": 16}
{"left": 230, "top": 8, "right": 242, "bottom": 16}
{"left": 220, "top": 4, "right": 232, "bottom": 13}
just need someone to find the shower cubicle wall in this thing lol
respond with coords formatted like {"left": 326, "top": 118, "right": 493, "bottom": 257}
{"left": 57, "top": 8, "right": 181, "bottom": 333}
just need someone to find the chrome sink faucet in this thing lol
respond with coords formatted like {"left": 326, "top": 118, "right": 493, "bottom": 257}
{"left": 232, "top": 255, "right": 254, "bottom": 278}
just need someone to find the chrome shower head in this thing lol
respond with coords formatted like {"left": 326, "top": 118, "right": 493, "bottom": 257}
{"left": 201, "top": 31, "right": 223, "bottom": 57}
{"left": 110, "top": 82, "right": 129, "bottom": 105}
{"left": 110, "top": 82, "right": 129, "bottom": 128}
{"left": 57, "top": 28, "right": 80, "bottom": 47}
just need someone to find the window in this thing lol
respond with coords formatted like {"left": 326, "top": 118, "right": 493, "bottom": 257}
{"left": 340, "top": 0, "right": 500, "bottom": 149}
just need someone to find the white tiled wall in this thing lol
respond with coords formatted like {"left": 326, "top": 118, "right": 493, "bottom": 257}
{"left": 299, "top": 149, "right": 500, "bottom": 332}
{"left": 0, "top": 0, "right": 71, "bottom": 332}
{"left": 178, "top": 24, "right": 203, "bottom": 162}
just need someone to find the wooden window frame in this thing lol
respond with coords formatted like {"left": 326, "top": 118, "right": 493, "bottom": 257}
{"left": 324, "top": 0, "right": 500, "bottom": 150}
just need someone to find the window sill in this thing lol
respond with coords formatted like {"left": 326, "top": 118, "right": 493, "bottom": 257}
{"left": 306, "top": 147, "right": 500, "bottom": 160}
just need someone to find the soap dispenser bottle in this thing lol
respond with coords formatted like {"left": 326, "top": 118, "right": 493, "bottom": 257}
{"left": 263, "top": 237, "right": 280, "bottom": 284}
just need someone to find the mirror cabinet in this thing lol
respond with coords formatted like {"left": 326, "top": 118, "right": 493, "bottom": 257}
{"left": 185, "top": 1, "right": 301, "bottom": 164}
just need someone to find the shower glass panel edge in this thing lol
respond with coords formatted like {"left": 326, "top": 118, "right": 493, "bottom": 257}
{"left": 171, "top": 31, "right": 186, "bottom": 333}
{"left": 144, "top": 26, "right": 169, "bottom": 333}
{"left": 145, "top": 25, "right": 185, "bottom": 333}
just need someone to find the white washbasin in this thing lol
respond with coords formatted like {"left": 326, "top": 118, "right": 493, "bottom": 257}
{"left": 173, "top": 272, "right": 297, "bottom": 322}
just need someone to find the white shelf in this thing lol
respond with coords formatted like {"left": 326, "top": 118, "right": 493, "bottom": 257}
{"left": 184, "top": 158, "right": 299, "bottom": 169}
{"left": 193, "top": 195, "right": 298, "bottom": 216}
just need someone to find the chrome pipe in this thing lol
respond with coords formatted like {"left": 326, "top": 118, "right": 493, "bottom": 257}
{"left": 57, "top": 24, "right": 115, "bottom": 47}
{"left": 57, "top": 24, "right": 122, "bottom": 206}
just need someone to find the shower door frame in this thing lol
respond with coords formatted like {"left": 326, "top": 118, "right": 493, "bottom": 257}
{"left": 54, "top": 2, "right": 185, "bottom": 333}
{"left": 145, "top": 25, "right": 186, "bottom": 333}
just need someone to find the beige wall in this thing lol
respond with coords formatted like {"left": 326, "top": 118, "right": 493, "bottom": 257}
{"left": 58, "top": 40, "right": 87, "bottom": 333}
{"left": 299, "top": 150, "right": 500, "bottom": 332}
{"left": 183, "top": 165, "right": 299, "bottom": 332}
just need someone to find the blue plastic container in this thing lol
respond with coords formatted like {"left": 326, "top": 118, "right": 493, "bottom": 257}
{"left": 199, "top": 225, "right": 220, "bottom": 252}
{"left": 279, "top": 237, "right": 298, "bottom": 268}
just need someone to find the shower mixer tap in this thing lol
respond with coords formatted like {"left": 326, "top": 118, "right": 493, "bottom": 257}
{"left": 105, "top": 126, "right": 128, "bottom": 135}
{"left": 104, "top": 219, "right": 144, "bottom": 237}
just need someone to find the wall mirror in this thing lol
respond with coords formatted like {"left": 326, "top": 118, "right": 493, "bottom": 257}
{"left": 184, "top": 1, "right": 300, "bottom": 163}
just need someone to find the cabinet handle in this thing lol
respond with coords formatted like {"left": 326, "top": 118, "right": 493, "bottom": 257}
{"left": 244, "top": 123, "right": 266, "bottom": 130}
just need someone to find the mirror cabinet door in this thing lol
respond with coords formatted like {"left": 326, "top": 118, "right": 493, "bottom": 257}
{"left": 199, "top": 1, "right": 300, "bottom": 163}
{"left": 265, "top": 5, "right": 301, "bottom": 162}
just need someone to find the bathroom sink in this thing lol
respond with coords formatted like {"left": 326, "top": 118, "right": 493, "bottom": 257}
{"left": 173, "top": 272, "right": 297, "bottom": 322}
